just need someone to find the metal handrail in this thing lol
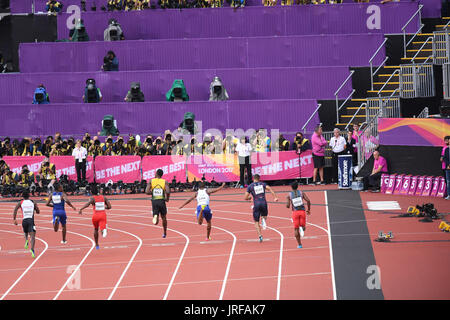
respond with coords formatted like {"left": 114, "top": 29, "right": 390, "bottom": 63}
{"left": 337, "top": 89, "right": 356, "bottom": 120}
{"left": 302, "top": 103, "right": 321, "bottom": 133}
{"left": 377, "top": 69, "right": 400, "bottom": 96}
{"left": 369, "top": 38, "right": 388, "bottom": 65}
{"left": 402, "top": 4, "right": 424, "bottom": 57}
{"left": 371, "top": 56, "right": 389, "bottom": 91}
{"left": 411, "top": 36, "right": 433, "bottom": 64}
{"left": 416, "top": 107, "right": 429, "bottom": 118}
{"left": 345, "top": 103, "right": 367, "bottom": 131}
{"left": 335, "top": 70, "right": 355, "bottom": 124}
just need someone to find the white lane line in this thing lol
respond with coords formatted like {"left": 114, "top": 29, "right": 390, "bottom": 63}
{"left": 0, "top": 227, "right": 49, "bottom": 300}
{"left": 107, "top": 229, "right": 143, "bottom": 300}
{"left": 324, "top": 191, "right": 337, "bottom": 300}
{"left": 53, "top": 227, "right": 96, "bottom": 300}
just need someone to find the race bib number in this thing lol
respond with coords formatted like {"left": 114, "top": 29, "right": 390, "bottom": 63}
{"left": 254, "top": 185, "right": 264, "bottom": 195}
{"left": 95, "top": 202, "right": 105, "bottom": 211}
{"left": 292, "top": 197, "right": 303, "bottom": 208}
{"left": 153, "top": 188, "right": 163, "bottom": 197}
{"left": 52, "top": 195, "right": 61, "bottom": 204}
{"left": 198, "top": 195, "right": 208, "bottom": 205}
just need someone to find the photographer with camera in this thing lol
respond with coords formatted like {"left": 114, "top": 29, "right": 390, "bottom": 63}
{"left": 19, "top": 138, "right": 32, "bottom": 156}
{"left": 104, "top": 18, "right": 125, "bottom": 41}
{"left": 101, "top": 51, "right": 119, "bottom": 72}
{"left": 124, "top": 82, "right": 145, "bottom": 102}
{"left": 2, "top": 168, "right": 18, "bottom": 197}
{"left": 255, "top": 129, "right": 271, "bottom": 153}
{"left": 83, "top": 79, "right": 102, "bottom": 103}
{"left": 32, "top": 139, "right": 44, "bottom": 156}
{"left": 42, "top": 136, "right": 54, "bottom": 157}
{"left": 223, "top": 134, "right": 237, "bottom": 155}
{"left": 72, "top": 140, "right": 88, "bottom": 183}
{"left": 102, "top": 137, "right": 115, "bottom": 156}
{"left": 46, "top": 0, "right": 63, "bottom": 13}
{"left": 277, "top": 134, "right": 290, "bottom": 152}
{"left": 18, "top": 165, "right": 35, "bottom": 190}
{"left": 293, "top": 132, "right": 311, "bottom": 153}
{"left": 113, "top": 137, "right": 127, "bottom": 155}
{"left": 32, "top": 84, "right": 50, "bottom": 104}
{"left": 89, "top": 137, "right": 103, "bottom": 157}
{"left": 37, "top": 159, "right": 56, "bottom": 195}
{"left": 154, "top": 137, "right": 168, "bottom": 156}
{"left": 1, "top": 137, "right": 13, "bottom": 156}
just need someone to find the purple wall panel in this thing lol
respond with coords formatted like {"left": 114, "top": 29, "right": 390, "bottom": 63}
{"left": 0, "top": 66, "right": 351, "bottom": 104}
{"left": 0, "top": 100, "right": 319, "bottom": 137}
{"left": 19, "top": 34, "right": 385, "bottom": 73}
{"left": 55, "top": 4, "right": 420, "bottom": 41}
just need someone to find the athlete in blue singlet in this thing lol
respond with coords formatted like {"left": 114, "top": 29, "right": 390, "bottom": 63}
{"left": 245, "top": 174, "right": 278, "bottom": 242}
{"left": 179, "top": 182, "right": 225, "bottom": 241}
{"left": 46, "top": 183, "right": 77, "bottom": 244}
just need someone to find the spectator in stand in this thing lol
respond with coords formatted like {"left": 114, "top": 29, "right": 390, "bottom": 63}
{"left": 329, "top": 128, "right": 347, "bottom": 184}
{"left": 46, "top": 0, "right": 63, "bottom": 13}
{"left": 442, "top": 136, "right": 450, "bottom": 200}
{"left": 440, "top": 136, "right": 450, "bottom": 177}
{"left": 311, "top": 125, "right": 327, "bottom": 185}
{"left": 32, "top": 84, "right": 50, "bottom": 104}
{"left": 362, "top": 150, "right": 389, "bottom": 192}
{"left": 102, "top": 51, "right": 119, "bottom": 71}
{"left": 104, "top": 18, "right": 125, "bottom": 41}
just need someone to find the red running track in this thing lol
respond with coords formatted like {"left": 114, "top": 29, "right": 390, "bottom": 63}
{"left": 0, "top": 187, "right": 335, "bottom": 300}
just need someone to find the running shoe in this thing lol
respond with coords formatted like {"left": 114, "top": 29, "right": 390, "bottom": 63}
{"left": 95, "top": 245, "right": 100, "bottom": 250}
{"left": 297, "top": 245, "right": 302, "bottom": 249}
{"left": 162, "top": 234, "right": 166, "bottom": 239}
{"left": 24, "top": 239, "right": 29, "bottom": 249}
{"left": 259, "top": 235, "right": 263, "bottom": 243}
{"left": 61, "top": 240, "right": 67, "bottom": 244}
{"left": 299, "top": 227, "right": 304, "bottom": 238}
{"left": 153, "top": 215, "right": 158, "bottom": 224}
{"left": 445, "top": 196, "right": 450, "bottom": 200}
{"left": 102, "top": 229, "right": 107, "bottom": 238}
{"left": 30, "top": 249, "right": 35, "bottom": 258}
{"left": 206, "top": 236, "right": 211, "bottom": 241}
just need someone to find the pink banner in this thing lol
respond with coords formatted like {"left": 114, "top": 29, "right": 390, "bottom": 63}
{"left": 141, "top": 155, "right": 186, "bottom": 182}
{"left": 50, "top": 156, "right": 94, "bottom": 183}
{"left": 187, "top": 150, "right": 314, "bottom": 182}
{"left": 2, "top": 156, "right": 46, "bottom": 175}
{"left": 94, "top": 156, "right": 141, "bottom": 183}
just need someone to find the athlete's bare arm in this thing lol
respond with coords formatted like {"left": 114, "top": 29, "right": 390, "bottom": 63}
{"left": 34, "top": 201, "right": 40, "bottom": 214}
{"left": 104, "top": 197, "right": 112, "bottom": 210}
{"left": 207, "top": 182, "right": 226, "bottom": 195}
{"left": 13, "top": 202, "right": 21, "bottom": 225}
{"left": 303, "top": 192, "right": 311, "bottom": 214}
{"left": 145, "top": 181, "right": 152, "bottom": 195}
{"left": 46, "top": 196, "right": 53, "bottom": 208}
{"left": 179, "top": 192, "right": 197, "bottom": 209}
{"left": 165, "top": 183, "right": 171, "bottom": 202}
{"left": 79, "top": 197, "right": 94, "bottom": 214}
{"left": 63, "top": 192, "right": 77, "bottom": 211}
{"left": 244, "top": 191, "right": 252, "bottom": 201}
{"left": 286, "top": 195, "right": 291, "bottom": 209}
{"left": 265, "top": 185, "right": 279, "bottom": 202}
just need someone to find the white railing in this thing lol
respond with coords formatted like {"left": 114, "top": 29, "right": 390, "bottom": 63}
{"left": 344, "top": 102, "right": 366, "bottom": 131}
{"left": 302, "top": 103, "right": 322, "bottom": 133}
{"left": 401, "top": 4, "right": 424, "bottom": 58}
{"left": 335, "top": 71, "right": 355, "bottom": 124}
{"left": 433, "top": 31, "right": 450, "bottom": 65}
{"left": 367, "top": 94, "right": 400, "bottom": 122}
{"left": 369, "top": 38, "right": 389, "bottom": 91}
{"left": 416, "top": 107, "right": 429, "bottom": 118}
{"left": 377, "top": 69, "right": 400, "bottom": 97}
{"left": 357, "top": 111, "right": 380, "bottom": 172}
{"left": 400, "top": 63, "right": 435, "bottom": 98}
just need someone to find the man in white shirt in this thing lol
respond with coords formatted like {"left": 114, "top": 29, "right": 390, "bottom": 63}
{"left": 72, "top": 140, "right": 88, "bottom": 183}
{"left": 329, "top": 128, "right": 347, "bottom": 184}
{"left": 235, "top": 136, "right": 253, "bottom": 188}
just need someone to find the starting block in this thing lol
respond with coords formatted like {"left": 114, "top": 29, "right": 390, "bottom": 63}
{"left": 407, "top": 206, "right": 421, "bottom": 216}
{"left": 439, "top": 221, "right": 450, "bottom": 232}
{"left": 375, "top": 231, "right": 394, "bottom": 242}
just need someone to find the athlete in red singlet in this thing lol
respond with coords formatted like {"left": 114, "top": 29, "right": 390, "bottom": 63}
{"left": 78, "top": 185, "right": 111, "bottom": 249}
